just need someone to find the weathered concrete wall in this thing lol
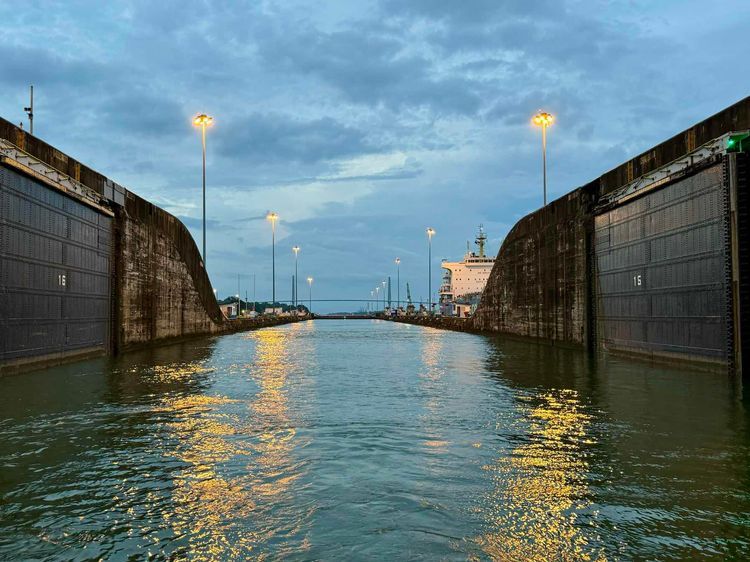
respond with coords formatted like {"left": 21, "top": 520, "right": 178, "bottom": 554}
{"left": 0, "top": 117, "right": 301, "bottom": 364}
{"left": 472, "top": 184, "right": 597, "bottom": 348}
{"left": 472, "top": 96, "right": 750, "bottom": 353}
{"left": 391, "top": 316, "right": 475, "bottom": 333}
{"left": 114, "top": 192, "right": 225, "bottom": 350}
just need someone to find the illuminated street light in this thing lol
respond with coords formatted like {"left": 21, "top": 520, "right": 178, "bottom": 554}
{"left": 267, "top": 212, "right": 279, "bottom": 307}
{"left": 395, "top": 258, "right": 401, "bottom": 309}
{"left": 235, "top": 294, "right": 240, "bottom": 319}
{"left": 193, "top": 113, "right": 214, "bottom": 265}
{"left": 426, "top": 228, "right": 435, "bottom": 313}
{"left": 532, "top": 111, "right": 554, "bottom": 206}
{"left": 307, "top": 276, "right": 314, "bottom": 314}
{"left": 382, "top": 280, "right": 387, "bottom": 310}
{"left": 292, "top": 246, "right": 300, "bottom": 307}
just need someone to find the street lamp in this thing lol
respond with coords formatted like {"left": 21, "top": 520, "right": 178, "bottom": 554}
{"left": 292, "top": 245, "right": 300, "bottom": 307}
{"left": 193, "top": 113, "right": 213, "bottom": 265}
{"left": 382, "top": 280, "right": 387, "bottom": 310}
{"left": 395, "top": 258, "right": 401, "bottom": 308}
{"left": 235, "top": 294, "right": 240, "bottom": 319}
{"left": 267, "top": 212, "right": 279, "bottom": 308}
{"left": 307, "top": 276, "right": 313, "bottom": 315}
{"left": 426, "top": 227, "right": 435, "bottom": 313}
{"left": 375, "top": 286, "right": 380, "bottom": 312}
{"left": 370, "top": 290, "right": 374, "bottom": 313}
{"left": 532, "top": 111, "right": 554, "bottom": 206}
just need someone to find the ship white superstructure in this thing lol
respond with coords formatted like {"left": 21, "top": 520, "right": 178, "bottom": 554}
{"left": 439, "top": 226, "right": 495, "bottom": 316}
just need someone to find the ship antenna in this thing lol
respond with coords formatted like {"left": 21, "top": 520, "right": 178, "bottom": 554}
{"left": 476, "top": 224, "right": 487, "bottom": 257}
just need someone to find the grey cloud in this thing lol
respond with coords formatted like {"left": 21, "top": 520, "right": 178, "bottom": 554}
{"left": 382, "top": 0, "right": 564, "bottom": 23}
{"left": 255, "top": 25, "right": 483, "bottom": 116}
{"left": 97, "top": 90, "right": 187, "bottom": 138}
{"left": 215, "top": 113, "right": 379, "bottom": 164}
{"left": 0, "top": 43, "right": 107, "bottom": 87}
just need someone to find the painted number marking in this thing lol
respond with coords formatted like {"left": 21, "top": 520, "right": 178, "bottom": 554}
{"left": 58, "top": 274, "right": 67, "bottom": 287}
{"left": 632, "top": 274, "right": 642, "bottom": 287}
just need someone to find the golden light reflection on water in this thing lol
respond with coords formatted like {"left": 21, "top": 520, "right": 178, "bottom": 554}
{"left": 419, "top": 333, "right": 450, "bottom": 453}
{"left": 147, "top": 363, "right": 215, "bottom": 383}
{"left": 476, "top": 389, "right": 606, "bottom": 562}
{"left": 243, "top": 325, "right": 312, "bottom": 555}
{"left": 157, "top": 327, "right": 308, "bottom": 561}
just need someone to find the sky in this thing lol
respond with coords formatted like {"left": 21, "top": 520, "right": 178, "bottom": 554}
{"left": 1, "top": 0, "right": 749, "bottom": 312}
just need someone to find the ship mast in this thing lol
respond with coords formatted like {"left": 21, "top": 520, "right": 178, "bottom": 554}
{"left": 475, "top": 224, "right": 487, "bottom": 258}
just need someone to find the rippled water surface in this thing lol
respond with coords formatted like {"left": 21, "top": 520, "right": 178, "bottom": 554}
{"left": 1, "top": 320, "right": 749, "bottom": 560}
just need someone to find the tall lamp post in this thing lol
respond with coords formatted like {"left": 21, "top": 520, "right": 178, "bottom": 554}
{"left": 292, "top": 245, "right": 300, "bottom": 307}
{"left": 382, "top": 280, "right": 387, "bottom": 310}
{"left": 267, "top": 212, "right": 279, "bottom": 308}
{"left": 394, "top": 258, "right": 401, "bottom": 308}
{"left": 193, "top": 113, "right": 213, "bottom": 265}
{"left": 307, "top": 277, "right": 313, "bottom": 315}
{"left": 532, "top": 111, "right": 554, "bottom": 206}
{"left": 375, "top": 286, "right": 380, "bottom": 312}
{"left": 426, "top": 227, "right": 435, "bottom": 313}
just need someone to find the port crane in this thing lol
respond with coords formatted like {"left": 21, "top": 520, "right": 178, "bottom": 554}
{"left": 406, "top": 283, "right": 415, "bottom": 315}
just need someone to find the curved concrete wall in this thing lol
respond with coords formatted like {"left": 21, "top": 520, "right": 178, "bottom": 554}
{"left": 114, "top": 191, "right": 225, "bottom": 351}
{"left": 0, "top": 118, "right": 227, "bottom": 355}
{"left": 472, "top": 183, "right": 596, "bottom": 347}
{"left": 472, "top": 96, "right": 750, "bottom": 356}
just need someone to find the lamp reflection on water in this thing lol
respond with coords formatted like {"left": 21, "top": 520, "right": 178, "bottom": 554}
{"left": 476, "top": 389, "right": 606, "bottom": 562}
{"left": 419, "top": 332, "right": 449, "bottom": 452}
{"left": 159, "top": 326, "right": 311, "bottom": 560}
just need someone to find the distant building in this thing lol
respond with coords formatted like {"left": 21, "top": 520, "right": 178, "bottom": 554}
{"left": 264, "top": 307, "right": 283, "bottom": 315}
{"left": 439, "top": 225, "right": 495, "bottom": 317}
{"left": 220, "top": 304, "right": 237, "bottom": 318}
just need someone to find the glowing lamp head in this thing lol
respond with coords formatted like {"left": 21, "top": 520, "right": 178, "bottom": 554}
{"left": 293, "top": 245, "right": 300, "bottom": 255}
{"left": 426, "top": 227, "right": 435, "bottom": 240}
{"left": 266, "top": 212, "right": 279, "bottom": 223}
{"left": 193, "top": 113, "right": 214, "bottom": 127}
{"left": 532, "top": 111, "right": 554, "bottom": 127}
{"left": 395, "top": 257, "right": 400, "bottom": 265}
{"left": 307, "top": 277, "right": 313, "bottom": 285}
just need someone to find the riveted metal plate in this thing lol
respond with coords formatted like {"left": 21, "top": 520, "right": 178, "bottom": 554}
{"left": 0, "top": 165, "right": 112, "bottom": 362}
{"left": 594, "top": 163, "right": 730, "bottom": 364}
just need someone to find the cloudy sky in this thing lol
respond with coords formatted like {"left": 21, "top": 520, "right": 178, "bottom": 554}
{"left": 1, "top": 1, "right": 748, "bottom": 311}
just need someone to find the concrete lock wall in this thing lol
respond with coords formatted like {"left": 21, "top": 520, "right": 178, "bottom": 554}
{"left": 114, "top": 190, "right": 226, "bottom": 351}
{"left": 472, "top": 183, "right": 597, "bottom": 347}
{"left": 473, "top": 96, "right": 750, "bottom": 372}
{"left": 0, "top": 118, "right": 300, "bottom": 373}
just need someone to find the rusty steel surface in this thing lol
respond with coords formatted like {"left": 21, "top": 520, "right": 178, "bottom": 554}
{"left": 0, "top": 166, "right": 112, "bottom": 362}
{"left": 594, "top": 163, "right": 730, "bottom": 364}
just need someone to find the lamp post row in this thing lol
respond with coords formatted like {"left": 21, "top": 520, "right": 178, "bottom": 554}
{"left": 198, "top": 111, "right": 553, "bottom": 313}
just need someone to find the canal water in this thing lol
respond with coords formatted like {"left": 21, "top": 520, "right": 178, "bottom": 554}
{"left": 1, "top": 320, "right": 749, "bottom": 561}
